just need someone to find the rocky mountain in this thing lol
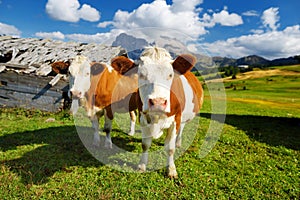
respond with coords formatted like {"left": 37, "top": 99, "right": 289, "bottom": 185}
{"left": 113, "top": 33, "right": 300, "bottom": 68}
{"left": 112, "top": 33, "right": 198, "bottom": 60}
{"left": 236, "top": 55, "right": 270, "bottom": 67}
{"left": 212, "top": 56, "right": 237, "bottom": 67}
{"left": 112, "top": 33, "right": 148, "bottom": 59}
{"left": 112, "top": 33, "right": 213, "bottom": 68}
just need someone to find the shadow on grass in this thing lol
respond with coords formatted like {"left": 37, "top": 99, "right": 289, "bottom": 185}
{"left": 0, "top": 125, "right": 140, "bottom": 185}
{"left": 201, "top": 113, "right": 300, "bottom": 151}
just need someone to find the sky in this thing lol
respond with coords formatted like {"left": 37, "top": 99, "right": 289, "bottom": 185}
{"left": 0, "top": 0, "right": 299, "bottom": 60}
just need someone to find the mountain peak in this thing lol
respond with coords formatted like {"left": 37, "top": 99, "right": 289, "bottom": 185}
{"left": 112, "top": 33, "right": 148, "bottom": 52}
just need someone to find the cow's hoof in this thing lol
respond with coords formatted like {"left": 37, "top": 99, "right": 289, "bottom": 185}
{"left": 176, "top": 136, "right": 182, "bottom": 148}
{"left": 104, "top": 141, "right": 112, "bottom": 149}
{"left": 138, "top": 164, "right": 146, "bottom": 172}
{"left": 175, "top": 140, "right": 182, "bottom": 148}
{"left": 92, "top": 140, "right": 100, "bottom": 147}
{"left": 128, "top": 131, "right": 135, "bottom": 136}
{"left": 168, "top": 166, "right": 178, "bottom": 179}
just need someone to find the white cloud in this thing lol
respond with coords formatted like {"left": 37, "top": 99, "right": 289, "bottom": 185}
{"left": 35, "top": 31, "right": 65, "bottom": 40}
{"left": 78, "top": 4, "right": 101, "bottom": 22}
{"left": 0, "top": 22, "right": 21, "bottom": 37}
{"left": 200, "top": 13, "right": 215, "bottom": 28}
{"left": 98, "top": 21, "right": 113, "bottom": 28}
{"left": 261, "top": 7, "right": 280, "bottom": 31}
{"left": 65, "top": 29, "right": 123, "bottom": 44}
{"left": 250, "top": 29, "right": 264, "bottom": 34}
{"left": 202, "top": 25, "right": 300, "bottom": 60}
{"left": 33, "top": 0, "right": 298, "bottom": 61}
{"left": 46, "top": 0, "right": 100, "bottom": 22}
{"left": 242, "top": 10, "right": 259, "bottom": 17}
{"left": 98, "top": 0, "right": 206, "bottom": 41}
{"left": 171, "top": 0, "right": 203, "bottom": 12}
{"left": 200, "top": 8, "right": 243, "bottom": 28}
{"left": 212, "top": 10, "right": 243, "bottom": 26}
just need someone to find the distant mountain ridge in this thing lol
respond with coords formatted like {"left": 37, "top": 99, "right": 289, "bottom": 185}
{"left": 213, "top": 55, "right": 300, "bottom": 68}
{"left": 112, "top": 33, "right": 300, "bottom": 67}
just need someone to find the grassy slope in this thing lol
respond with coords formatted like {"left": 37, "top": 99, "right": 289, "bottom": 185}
{"left": 0, "top": 67, "right": 299, "bottom": 199}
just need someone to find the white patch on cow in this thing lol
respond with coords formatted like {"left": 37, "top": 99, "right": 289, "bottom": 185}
{"left": 179, "top": 75, "right": 196, "bottom": 122}
{"left": 69, "top": 55, "right": 91, "bottom": 99}
{"left": 106, "top": 64, "right": 114, "bottom": 73}
{"left": 138, "top": 47, "right": 174, "bottom": 113}
{"left": 140, "top": 114, "right": 175, "bottom": 139}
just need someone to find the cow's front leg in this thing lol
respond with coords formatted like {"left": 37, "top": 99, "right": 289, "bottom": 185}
{"left": 103, "top": 113, "right": 113, "bottom": 149}
{"left": 138, "top": 127, "right": 152, "bottom": 172}
{"left": 175, "top": 123, "right": 185, "bottom": 148}
{"left": 128, "top": 110, "right": 136, "bottom": 136}
{"left": 165, "top": 122, "right": 178, "bottom": 178}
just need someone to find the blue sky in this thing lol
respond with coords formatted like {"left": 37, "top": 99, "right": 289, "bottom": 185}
{"left": 0, "top": 0, "right": 299, "bottom": 59}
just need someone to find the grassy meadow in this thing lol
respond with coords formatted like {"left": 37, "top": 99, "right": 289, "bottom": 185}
{"left": 0, "top": 66, "right": 299, "bottom": 199}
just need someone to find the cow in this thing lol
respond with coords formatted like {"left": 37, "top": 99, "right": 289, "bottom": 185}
{"left": 118, "top": 47, "right": 203, "bottom": 178}
{"left": 51, "top": 55, "right": 138, "bottom": 148}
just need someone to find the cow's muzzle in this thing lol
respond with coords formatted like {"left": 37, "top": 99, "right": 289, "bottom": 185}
{"left": 70, "top": 90, "right": 82, "bottom": 99}
{"left": 148, "top": 97, "right": 167, "bottom": 112}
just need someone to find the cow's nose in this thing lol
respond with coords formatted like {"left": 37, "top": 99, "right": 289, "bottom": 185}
{"left": 71, "top": 90, "right": 82, "bottom": 99}
{"left": 148, "top": 98, "right": 167, "bottom": 111}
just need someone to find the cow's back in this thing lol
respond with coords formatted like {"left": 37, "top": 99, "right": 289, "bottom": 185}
{"left": 93, "top": 66, "right": 138, "bottom": 111}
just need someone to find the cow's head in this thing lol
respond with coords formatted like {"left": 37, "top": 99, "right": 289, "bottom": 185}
{"left": 51, "top": 55, "right": 91, "bottom": 114}
{"left": 51, "top": 55, "right": 91, "bottom": 99}
{"left": 137, "top": 47, "right": 196, "bottom": 114}
{"left": 68, "top": 55, "right": 92, "bottom": 99}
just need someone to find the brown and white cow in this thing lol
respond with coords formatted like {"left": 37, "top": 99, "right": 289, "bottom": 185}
{"left": 51, "top": 55, "right": 138, "bottom": 148}
{"left": 119, "top": 47, "right": 203, "bottom": 178}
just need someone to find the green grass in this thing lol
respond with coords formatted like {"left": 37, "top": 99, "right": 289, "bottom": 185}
{"left": 271, "top": 64, "right": 300, "bottom": 72}
{"left": 1, "top": 72, "right": 300, "bottom": 199}
{"left": 219, "top": 74, "right": 300, "bottom": 118}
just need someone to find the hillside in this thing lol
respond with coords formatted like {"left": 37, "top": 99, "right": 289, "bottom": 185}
{"left": 208, "top": 65, "right": 300, "bottom": 83}
{"left": 224, "top": 68, "right": 300, "bottom": 81}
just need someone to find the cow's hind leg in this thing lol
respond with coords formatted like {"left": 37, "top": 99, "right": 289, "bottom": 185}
{"left": 103, "top": 110, "right": 113, "bottom": 149}
{"left": 91, "top": 114, "right": 101, "bottom": 147}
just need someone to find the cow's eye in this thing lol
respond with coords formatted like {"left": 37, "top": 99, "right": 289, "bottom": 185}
{"left": 168, "top": 73, "right": 173, "bottom": 79}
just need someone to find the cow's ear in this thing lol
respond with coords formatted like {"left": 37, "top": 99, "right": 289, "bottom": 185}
{"left": 172, "top": 54, "right": 196, "bottom": 74}
{"left": 91, "top": 62, "right": 105, "bottom": 75}
{"left": 111, "top": 56, "right": 136, "bottom": 75}
{"left": 51, "top": 61, "right": 70, "bottom": 74}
